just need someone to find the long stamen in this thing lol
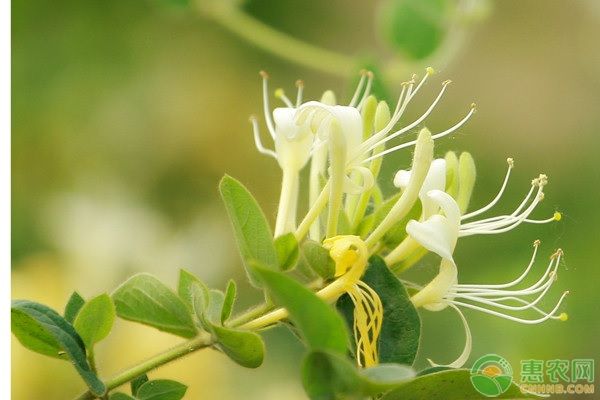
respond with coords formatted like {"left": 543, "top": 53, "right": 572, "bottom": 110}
{"left": 454, "top": 250, "right": 562, "bottom": 296}
{"left": 459, "top": 180, "right": 547, "bottom": 235}
{"left": 363, "top": 80, "right": 452, "bottom": 154}
{"left": 361, "top": 103, "right": 476, "bottom": 164}
{"left": 347, "top": 281, "right": 383, "bottom": 367}
{"left": 459, "top": 182, "right": 538, "bottom": 228}
{"left": 295, "top": 79, "right": 304, "bottom": 107}
{"left": 455, "top": 267, "right": 557, "bottom": 307}
{"left": 249, "top": 116, "right": 277, "bottom": 158}
{"left": 457, "top": 240, "right": 540, "bottom": 289}
{"left": 449, "top": 291, "right": 569, "bottom": 324}
{"left": 348, "top": 70, "right": 367, "bottom": 107}
{"left": 461, "top": 158, "right": 514, "bottom": 220}
{"left": 275, "top": 88, "right": 294, "bottom": 107}
{"left": 356, "top": 71, "right": 374, "bottom": 110}
{"left": 260, "top": 71, "right": 276, "bottom": 139}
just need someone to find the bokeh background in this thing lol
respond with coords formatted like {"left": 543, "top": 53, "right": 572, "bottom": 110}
{"left": 11, "top": 0, "right": 600, "bottom": 398}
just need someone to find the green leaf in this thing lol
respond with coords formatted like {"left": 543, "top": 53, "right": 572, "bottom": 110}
{"left": 112, "top": 274, "right": 197, "bottom": 338}
{"left": 12, "top": 306, "right": 62, "bottom": 359}
{"left": 302, "top": 350, "right": 415, "bottom": 399}
{"left": 109, "top": 393, "right": 136, "bottom": 400}
{"left": 379, "top": 0, "right": 450, "bottom": 60}
{"left": 131, "top": 374, "right": 149, "bottom": 396}
{"left": 212, "top": 325, "right": 265, "bottom": 368}
{"left": 206, "top": 289, "right": 225, "bottom": 324}
{"left": 73, "top": 293, "right": 115, "bottom": 348}
{"left": 221, "top": 280, "right": 237, "bottom": 324}
{"left": 302, "top": 351, "right": 361, "bottom": 399}
{"left": 11, "top": 300, "right": 106, "bottom": 396}
{"left": 250, "top": 262, "right": 349, "bottom": 354}
{"left": 338, "top": 256, "right": 420, "bottom": 365}
{"left": 274, "top": 233, "right": 299, "bottom": 271}
{"left": 219, "top": 175, "right": 278, "bottom": 286}
{"left": 301, "top": 240, "right": 335, "bottom": 280}
{"left": 64, "top": 291, "right": 85, "bottom": 323}
{"left": 177, "top": 269, "right": 209, "bottom": 311}
{"left": 360, "top": 364, "right": 416, "bottom": 393}
{"left": 137, "top": 379, "right": 187, "bottom": 400}
{"left": 381, "top": 369, "right": 538, "bottom": 400}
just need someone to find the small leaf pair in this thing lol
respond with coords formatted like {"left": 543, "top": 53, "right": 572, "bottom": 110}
{"left": 110, "top": 375, "right": 187, "bottom": 400}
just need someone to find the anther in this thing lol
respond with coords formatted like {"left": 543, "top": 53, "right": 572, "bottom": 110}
{"left": 507, "top": 158, "right": 514, "bottom": 167}
{"left": 274, "top": 88, "right": 285, "bottom": 98}
{"left": 426, "top": 66, "right": 436, "bottom": 75}
{"left": 558, "top": 312, "right": 568, "bottom": 321}
{"left": 533, "top": 239, "right": 541, "bottom": 247}
{"left": 553, "top": 212, "right": 562, "bottom": 221}
{"left": 295, "top": 79, "right": 304, "bottom": 88}
{"left": 442, "top": 79, "right": 452, "bottom": 86}
{"left": 259, "top": 70, "right": 269, "bottom": 79}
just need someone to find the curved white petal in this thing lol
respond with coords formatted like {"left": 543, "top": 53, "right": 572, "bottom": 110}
{"left": 427, "top": 304, "right": 472, "bottom": 368}
{"left": 406, "top": 216, "right": 457, "bottom": 260}
{"left": 343, "top": 166, "right": 374, "bottom": 194}
{"left": 394, "top": 159, "right": 447, "bottom": 218}
{"left": 426, "top": 190, "right": 462, "bottom": 228}
{"left": 273, "top": 107, "right": 314, "bottom": 171}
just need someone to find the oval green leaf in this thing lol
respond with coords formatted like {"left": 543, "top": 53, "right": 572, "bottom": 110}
{"left": 274, "top": 232, "right": 299, "bottom": 271}
{"left": 64, "top": 291, "right": 85, "bottom": 323}
{"left": 137, "top": 379, "right": 187, "bottom": 400}
{"left": 212, "top": 325, "right": 265, "bottom": 368}
{"left": 219, "top": 175, "right": 278, "bottom": 286}
{"left": 337, "top": 256, "right": 421, "bottom": 365}
{"left": 11, "top": 300, "right": 106, "bottom": 396}
{"left": 381, "top": 369, "right": 539, "bottom": 400}
{"left": 112, "top": 274, "right": 197, "bottom": 338}
{"left": 73, "top": 293, "right": 115, "bottom": 348}
{"left": 250, "top": 262, "right": 349, "bottom": 354}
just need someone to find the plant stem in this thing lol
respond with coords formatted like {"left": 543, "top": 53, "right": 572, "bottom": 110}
{"left": 201, "top": 3, "right": 356, "bottom": 78}
{"left": 74, "top": 332, "right": 213, "bottom": 400}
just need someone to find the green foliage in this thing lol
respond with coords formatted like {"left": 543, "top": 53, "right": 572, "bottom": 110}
{"left": 177, "top": 269, "right": 209, "bottom": 311}
{"left": 250, "top": 262, "right": 350, "bottom": 354}
{"left": 212, "top": 325, "right": 265, "bottom": 368}
{"left": 64, "top": 291, "right": 85, "bottom": 323}
{"left": 112, "top": 274, "right": 197, "bottom": 338}
{"left": 382, "top": 201, "right": 422, "bottom": 248}
{"left": 338, "top": 257, "right": 421, "bottom": 365}
{"left": 379, "top": 0, "right": 450, "bottom": 60}
{"left": 131, "top": 374, "right": 149, "bottom": 396}
{"left": 137, "top": 379, "right": 187, "bottom": 400}
{"left": 11, "top": 300, "right": 106, "bottom": 396}
{"left": 301, "top": 240, "right": 335, "bottom": 279}
{"left": 221, "top": 280, "right": 237, "bottom": 324}
{"left": 274, "top": 233, "right": 300, "bottom": 271}
{"left": 381, "top": 369, "right": 538, "bottom": 399}
{"left": 73, "top": 293, "right": 115, "bottom": 348}
{"left": 219, "top": 175, "right": 278, "bottom": 286}
{"left": 302, "top": 350, "right": 415, "bottom": 399}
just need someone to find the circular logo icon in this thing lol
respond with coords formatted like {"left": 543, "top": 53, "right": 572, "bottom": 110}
{"left": 470, "top": 354, "right": 514, "bottom": 397}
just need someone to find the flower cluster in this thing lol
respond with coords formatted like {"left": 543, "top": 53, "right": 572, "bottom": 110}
{"left": 250, "top": 69, "right": 566, "bottom": 368}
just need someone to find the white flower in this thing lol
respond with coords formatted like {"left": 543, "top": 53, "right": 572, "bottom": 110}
{"left": 406, "top": 189, "right": 567, "bottom": 368}
{"left": 394, "top": 158, "right": 561, "bottom": 245}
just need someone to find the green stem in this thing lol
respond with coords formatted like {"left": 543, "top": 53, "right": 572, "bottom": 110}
{"left": 74, "top": 332, "right": 214, "bottom": 400}
{"left": 201, "top": 3, "right": 356, "bottom": 78}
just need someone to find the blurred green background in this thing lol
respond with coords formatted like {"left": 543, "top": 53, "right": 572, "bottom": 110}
{"left": 11, "top": 0, "right": 600, "bottom": 398}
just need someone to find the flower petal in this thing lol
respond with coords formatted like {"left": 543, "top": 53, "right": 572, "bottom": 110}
{"left": 427, "top": 304, "right": 472, "bottom": 368}
{"left": 406, "top": 215, "right": 457, "bottom": 260}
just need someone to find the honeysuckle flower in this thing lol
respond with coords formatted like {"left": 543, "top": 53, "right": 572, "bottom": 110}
{"left": 386, "top": 157, "right": 561, "bottom": 266}
{"left": 252, "top": 68, "right": 475, "bottom": 241}
{"left": 250, "top": 72, "right": 315, "bottom": 236}
{"left": 322, "top": 235, "right": 383, "bottom": 368}
{"left": 406, "top": 190, "right": 568, "bottom": 367}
